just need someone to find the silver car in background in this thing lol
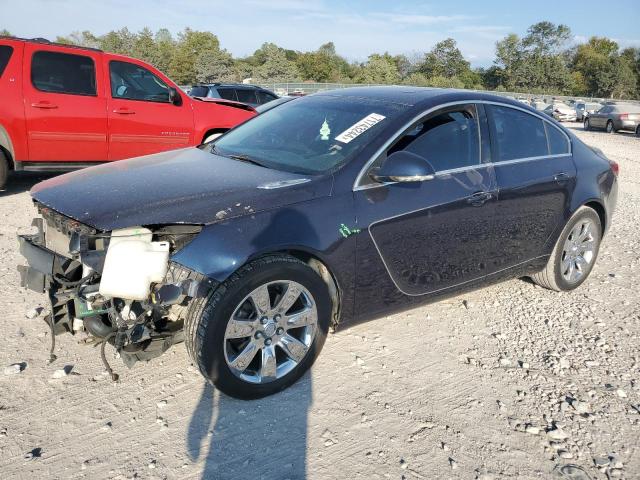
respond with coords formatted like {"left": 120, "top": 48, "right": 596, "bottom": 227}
{"left": 575, "top": 102, "right": 602, "bottom": 122}
{"left": 584, "top": 103, "right": 640, "bottom": 135}
{"left": 543, "top": 102, "right": 577, "bottom": 122}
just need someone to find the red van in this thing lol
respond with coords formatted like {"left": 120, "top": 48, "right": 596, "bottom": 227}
{"left": 0, "top": 37, "right": 256, "bottom": 188}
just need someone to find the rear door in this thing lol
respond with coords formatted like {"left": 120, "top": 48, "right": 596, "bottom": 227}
{"left": 23, "top": 44, "right": 107, "bottom": 162}
{"left": 106, "top": 57, "right": 194, "bottom": 160}
{"left": 486, "top": 103, "right": 576, "bottom": 267}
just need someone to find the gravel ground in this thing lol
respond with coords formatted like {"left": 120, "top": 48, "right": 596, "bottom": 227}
{"left": 0, "top": 124, "right": 638, "bottom": 480}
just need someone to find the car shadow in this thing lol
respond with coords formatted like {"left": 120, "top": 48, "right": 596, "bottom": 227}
{"left": 187, "top": 376, "right": 312, "bottom": 479}
{"left": 0, "top": 172, "right": 57, "bottom": 197}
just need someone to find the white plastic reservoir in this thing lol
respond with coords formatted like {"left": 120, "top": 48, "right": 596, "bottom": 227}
{"left": 99, "top": 227, "right": 170, "bottom": 301}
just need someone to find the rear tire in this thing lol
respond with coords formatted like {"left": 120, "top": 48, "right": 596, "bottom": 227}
{"left": 584, "top": 118, "right": 591, "bottom": 131}
{"left": 185, "top": 255, "right": 331, "bottom": 399}
{"left": 0, "top": 150, "right": 8, "bottom": 190}
{"left": 636, "top": 124, "right": 640, "bottom": 137}
{"left": 530, "top": 206, "right": 601, "bottom": 292}
{"left": 606, "top": 120, "right": 614, "bottom": 134}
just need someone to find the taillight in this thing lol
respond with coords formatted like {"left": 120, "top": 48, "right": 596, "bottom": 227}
{"left": 609, "top": 159, "right": 619, "bottom": 176}
{"left": 619, "top": 113, "right": 628, "bottom": 120}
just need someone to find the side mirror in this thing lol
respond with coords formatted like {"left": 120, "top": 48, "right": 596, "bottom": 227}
{"left": 169, "top": 87, "right": 182, "bottom": 106}
{"left": 370, "top": 151, "right": 436, "bottom": 183}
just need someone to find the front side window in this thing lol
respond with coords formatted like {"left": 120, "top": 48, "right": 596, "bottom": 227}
{"left": 189, "top": 86, "right": 210, "bottom": 97}
{"left": 109, "top": 61, "right": 170, "bottom": 102}
{"left": 212, "top": 95, "right": 407, "bottom": 174}
{"left": 216, "top": 88, "right": 237, "bottom": 101}
{"left": 488, "top": 105, "right": 548, "bottom": 161}
{"left": 0, "top": 45, "right": 13, "bottom": 77}
{"left": 387, "top": 105, "right": 480, "bottom": 172}
{"left": 31, "top": 50, "right": 96, "bottom": 95}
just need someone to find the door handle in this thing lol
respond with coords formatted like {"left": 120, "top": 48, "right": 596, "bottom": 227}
{"left": 554, "top": 172, "right": 569, "bottom": 183}
{"left": 112, "top": 108, "right": 135, "bottom": 115}
{"left": 466, "top": 191, "right": 493, "bottom": 206}
{"left": 31, "top": 102, "right": 58, "bottom": 109}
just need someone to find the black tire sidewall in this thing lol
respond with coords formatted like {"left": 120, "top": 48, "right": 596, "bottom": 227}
{"left": 0, "top": 152, "right": 8, "bottom": 190}
{"left": 199, "top": 259, "right": 331, "bottom": 399}
{"left": 552, "top": 209, "right": 601, "bottom": 291}
{"left": 584, "top": 119, "right": 590, "bottom": 130}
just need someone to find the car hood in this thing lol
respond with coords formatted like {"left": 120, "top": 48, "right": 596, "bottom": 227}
{"left": 30, "top": 148, "right": 332, "bottom": 231}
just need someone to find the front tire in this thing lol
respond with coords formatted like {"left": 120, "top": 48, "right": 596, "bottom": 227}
{"left": 530, "top": 207, "right": 601, "bottom": 292}
{"left": 185, "top": 255, "right": 331, "bottom": 399}
{"left": 0, "top": 150, "right": 8, "bottom": 190}
{"left": 636, "top": 124, "right": 640, "bottom": 137}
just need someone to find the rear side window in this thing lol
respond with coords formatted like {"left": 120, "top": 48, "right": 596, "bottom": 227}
{"left": 489, "top": 105, "right": 547, "bottom": 161}
{"left": 0, "top": 45, "right": 13, "bottom": 77}
{"left": 217, "top": 88, "right": 237, "bottom": 101}
{"left": 236, "top": 89, "right": 257, "bottom": 104}
{"left": 545, "top": 124, "right": 569, "bottom": 155}
{"left": 31, "top": 51, "right": 96, "bottom": 95}
{"left": 388, "top": 104, "right": 480, "bottom": 172}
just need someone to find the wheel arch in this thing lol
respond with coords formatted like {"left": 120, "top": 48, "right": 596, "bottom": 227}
{"left": 201, "top": 128, "right": 227, "bottom": 144}
{"left": 0, "top": 125, "right": 16, "bottom": 170}
{"left": 582, "top": 200, "right": 606, "bottom": 234}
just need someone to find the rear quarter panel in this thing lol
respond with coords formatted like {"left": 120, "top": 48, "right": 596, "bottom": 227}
{"left": 568, "top": 132, "right": 617, "bottom": 235}
{"left": 191, "top": 100, "right": 256, "bottom": 143}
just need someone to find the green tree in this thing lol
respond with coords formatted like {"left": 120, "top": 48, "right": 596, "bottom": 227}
{"left": 195, "top": 49, "right": 236, "bottom": 83}
{"left": 1, "top": 29, "right": 12, "bottom": 36}
{"left": 355, "top": 54, "right": 400, "bottom": 84}
{"left": 296, "top": 42, "right": 350, "bottom": 82}
{"left": 169, "top": 29, "right": 220, "bottom": 84}
{"left": 419, "top": 38, "right": 471, "bottom": 79}
{"left": 253, "top": 43, "right": 299, "bottom": 82}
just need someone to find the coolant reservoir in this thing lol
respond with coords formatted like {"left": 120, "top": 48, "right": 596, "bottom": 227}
{"left": 99, "top": 227, "right": 170, "bottom": 300}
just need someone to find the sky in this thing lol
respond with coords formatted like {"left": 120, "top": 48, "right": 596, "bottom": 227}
{"left": 1, "top": 0, "right": 639, "bottom": 66}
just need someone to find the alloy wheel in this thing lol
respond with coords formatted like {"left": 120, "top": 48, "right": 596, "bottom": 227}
{"left": 560, "top": 219, "right": 598, "bottom": 284}
{"left": 223, "top": 280, "right": 318, "bottom": 384}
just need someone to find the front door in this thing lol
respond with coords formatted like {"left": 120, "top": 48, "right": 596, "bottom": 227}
{"left": 106, "top": 58, "right": 194, "bottom": 160}
{"left": 23, "top": 44, "right": 107, "bottom": 162}
{"left": 354, "top": 103, "right": 499, "bottom": 314}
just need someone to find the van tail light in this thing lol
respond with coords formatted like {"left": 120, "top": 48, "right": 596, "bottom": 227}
{"left": 609, "top": 159, "right": 619, "bottom": 176}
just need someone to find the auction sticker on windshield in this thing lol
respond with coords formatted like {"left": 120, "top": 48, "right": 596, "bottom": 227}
{"left": 335, "top": 113, "right": 386, "bottom": 144}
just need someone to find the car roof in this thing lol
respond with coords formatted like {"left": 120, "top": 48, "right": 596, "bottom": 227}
{"left": 311, "top": 86, "right": 535, "bottom": 111}
{"left": 0, "top": 35, "right": 102, "bottom": 53}
{"left": 194, "top": 83, "right": 267, "bottom": 89}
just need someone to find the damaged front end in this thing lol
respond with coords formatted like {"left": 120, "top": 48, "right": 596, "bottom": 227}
{"left": 18, "top": 204, "right": 215, "bottom": 379}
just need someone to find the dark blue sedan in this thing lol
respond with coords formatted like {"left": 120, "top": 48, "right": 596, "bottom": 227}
{"left": 19, "top": 87, "right": 618, "bottom": 399}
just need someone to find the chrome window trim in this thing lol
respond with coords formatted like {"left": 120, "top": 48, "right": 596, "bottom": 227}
{"left": 353, "top": 99, "right": 572, "bottom": 191}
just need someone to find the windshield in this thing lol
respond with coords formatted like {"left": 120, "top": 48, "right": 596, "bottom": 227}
{"left": 211, "top": 95, "right": 408, "bottom": 174}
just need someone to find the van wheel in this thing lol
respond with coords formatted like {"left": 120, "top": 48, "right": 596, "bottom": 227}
{"left": 185, "top": 255, "right": 331, "bottom": 399}
{"left": 0, "top": 150, "right": 9, "bottom": 190}
{"left": 530, "top": 206, "right": 601, "bottom": 292}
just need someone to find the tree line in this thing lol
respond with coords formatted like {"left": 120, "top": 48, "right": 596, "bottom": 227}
{"left": 2, "top": 21, "right": 639, "bottom": 99}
